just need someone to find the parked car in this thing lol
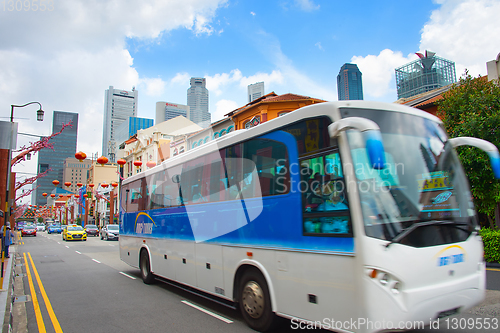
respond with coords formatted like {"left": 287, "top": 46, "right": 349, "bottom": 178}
{"left": 36, "top": 223, "right": 46, "bottom": 232}
{"left": 47, "top": 224, "right": 63, "bottom": 234}
{"left": 62, "top": 224, "right": 87, "bottom": 241}
{"left": 84, "top": 224, "right": 99, "bottom": 237}
{"left": 100, "top": 224, "right": 119, "bottom": 241}
{"left": 22, "top": 225, "right": 37, "bottom": 237}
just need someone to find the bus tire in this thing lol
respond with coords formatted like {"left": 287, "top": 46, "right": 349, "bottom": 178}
{"left": 140, "top": 250, "right": 155, "bottom": 284}
{"left": 239, "top": 269, "right": 277, "bottom": 332}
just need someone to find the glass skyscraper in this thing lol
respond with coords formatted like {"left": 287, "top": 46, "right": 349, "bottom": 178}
{"left": 115, "top": 117, "right": 154, "bottom": 147}
{"left": 102, "top": 86, "right": 138, "bottom": 162}
{"left": 155, "top": 102, "right": 189, "bottom": 124}
{"left": 395, "top": 51, "right": 456, "bottom": 99}
{"left": 337, "top": 63, "right": 364, "bottom": 100}
{"left": 187, "top": 78, "right": 211, "bottom": 128}
{"left": 34, "top": 111, "right": 78, "bottom": 206}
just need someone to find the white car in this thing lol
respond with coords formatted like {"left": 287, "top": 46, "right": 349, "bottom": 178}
{"left": 36, "top": 223, "right": 46, "bottom": 232}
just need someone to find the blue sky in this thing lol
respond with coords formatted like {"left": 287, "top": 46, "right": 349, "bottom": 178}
{"left": 1, "top": 0, "right": 500, "bottom": 204}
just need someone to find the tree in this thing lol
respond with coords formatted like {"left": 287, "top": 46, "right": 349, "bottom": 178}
{"left": 437, "top": 72, "right": 500, "bottom": 228}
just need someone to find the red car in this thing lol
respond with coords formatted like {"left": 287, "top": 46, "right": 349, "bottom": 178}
{"left": 22, "top": 225, "right": 37, "bottom": 237}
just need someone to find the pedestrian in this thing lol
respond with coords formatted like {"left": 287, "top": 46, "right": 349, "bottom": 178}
{"left": 4, "top": 223, "right": 12, "bottom": 258}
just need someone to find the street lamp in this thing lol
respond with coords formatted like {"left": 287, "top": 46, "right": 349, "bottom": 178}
{"left": 3, "top": 101, "right": 44, "bottom": 260}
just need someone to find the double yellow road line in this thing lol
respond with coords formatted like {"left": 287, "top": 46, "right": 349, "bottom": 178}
{"left": 23, "top": 252, "right": 63, "bottom": 333}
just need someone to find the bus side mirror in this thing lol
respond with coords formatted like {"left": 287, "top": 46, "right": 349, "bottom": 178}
{"left": 172, "top": 174, "right": 181, "bottom": 183}
{"left": 448, "top": 137, "right": 500, "bottom": 178}
{"left": 329, "top": 117, "right": 386, "bottom": 169}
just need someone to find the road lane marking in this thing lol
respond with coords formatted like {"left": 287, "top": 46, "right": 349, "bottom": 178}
{"left": 75, "top": 251, "right": 81, "bottom": 255}
{"left": 181, "top": 300, "right": 233, "bottom": 323}
{"left": 23, "top": 253, "right": 46, "bottom": 333}
{"left": 92, "top": 259, "right": 101, "bottom": 264}
{"left": 119, "top": 272, "right": 136, "bottom": 279}
{"left": 487, "top": 268, "right": 500, "bottom": 272}
{"left": 28, "top": 253, "right": 63, "bottom": 333}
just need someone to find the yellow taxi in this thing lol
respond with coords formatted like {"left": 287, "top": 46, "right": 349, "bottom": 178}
{"left": 62, "top": 224, "right": 87, "bottom": 241}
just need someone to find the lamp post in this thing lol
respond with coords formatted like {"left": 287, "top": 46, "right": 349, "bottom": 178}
{"left": 3, "top": 102, "right": 43, "bottom": 259}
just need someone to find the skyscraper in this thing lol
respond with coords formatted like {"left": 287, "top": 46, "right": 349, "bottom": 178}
{"left": 115, "top": 117, "right": 154, "bottom": 147}
{"left": 248, "top": 82, "right": 265, "bottom": 102}
{"left": 155, "top": 102, "right": 189, "bottom": 124}
{"left": 395, "top": 51, "right": 456, "bottom": 99}
{"left": 337, "top": 63, "right": 364, "bottom": 100}
{"left": 34, "top": 111, "right": 78, "bottom": 206}
{"left": 102, "top": 86, "right": 138, "bottom": 162}
{"left": 187, "top": 78, "right": 210, "bottom": 128}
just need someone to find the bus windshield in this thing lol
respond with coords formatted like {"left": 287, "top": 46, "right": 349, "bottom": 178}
{"left": 342, "top": 108, "right": 477, "bottom": 246}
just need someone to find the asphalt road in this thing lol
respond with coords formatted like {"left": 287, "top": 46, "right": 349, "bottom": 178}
{"left": 12, "top": 232, "right": 500, "bottom": 333}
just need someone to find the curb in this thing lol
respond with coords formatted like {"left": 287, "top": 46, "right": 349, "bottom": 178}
{"left": 486, "top": 262, "right": 500, "bottom": 268}
{"left": 0, "top": 247, "right": 15, "bottom": 333}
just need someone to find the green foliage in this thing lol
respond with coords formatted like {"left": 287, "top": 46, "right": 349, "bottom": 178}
{"left": 37, "top": 217, "right": 43, "bottom": 223}
{"left": 480, "top": 228, "right": 500, "bottom": 263}
{"left": 437, "top": 72, "right": 500, "bottom": 219}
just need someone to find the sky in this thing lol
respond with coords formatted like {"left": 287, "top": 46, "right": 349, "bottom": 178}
{"left": 1, "top": 0, "right": 500, "bottom": 204}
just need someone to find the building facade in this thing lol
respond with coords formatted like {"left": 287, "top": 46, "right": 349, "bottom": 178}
{"left": 395, "top": 51, "right": 456, "bottom": 99}
{"left": 34, "top": 111, "right": 79, "bottom": 206}
{"left": 187, "top": 118, "right": 235, "bottom": 150}
{"left": 155, "top": 102, "right": 189, "bottom": 124}
{"left": 187, "top": 78, "right": 211, "bottom": 128}
{"left": 114, "top": 117, "right": 153, "bottom": 148}
{"left": 225, "top": 92, "right": 325, "bottom": 131}
{"left": 337, "top": 63, "right": 364, "bottom": 100}
{"left": 62, "top": 157, "right": 92, "bottom": 194}
{"left": 102, "top": 86, "right": 138, "bottom": 162}
{"left": 248, "top": 82, "right": 265, "bottom": 102}
{"left": 122, "top": 116, "right": 202, "bottom": 177}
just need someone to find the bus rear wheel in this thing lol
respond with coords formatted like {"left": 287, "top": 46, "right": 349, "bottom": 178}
{"left": 239, "top": 269, "right": 277, "bottom": 332}
{"left": 140, "top": 250, "right": 155, "bottom": 284}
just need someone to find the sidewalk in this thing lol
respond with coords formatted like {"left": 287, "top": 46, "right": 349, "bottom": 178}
{"left": 0, "top": 245, "right": 16, "bottom": 333}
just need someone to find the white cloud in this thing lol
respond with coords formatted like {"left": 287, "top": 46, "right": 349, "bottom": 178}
{"left": 250, "top": 11, "right": 256, "bottom": 16}
{"left": 213, "top": 99, "right": 239, "bottom": 121}
{"left": 206, "top": 70, "right": 244, "bottom": 96}
{"left": 140, "top": 77, "right": 166, "bottom": 96}
{"left": 0, "top": 0, "right": 229, "bottom": 193}
{"left": 352, "top": 49, "right": 417, "bottom": 99}
{"left": 315, "top": 42, "right": 323, "bottom": 51}
{"left": 420, "top": 0, "right": 500, "bottom": 77}
{"left": 294, "top": 0, "right": 320, "bottom": 11}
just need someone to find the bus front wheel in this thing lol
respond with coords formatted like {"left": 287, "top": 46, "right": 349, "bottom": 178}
{"left": 140, "top": 250, "right": 155, "bottom": 284}
{"left": 239, "top": 269, "right": 276, "bottom": 332}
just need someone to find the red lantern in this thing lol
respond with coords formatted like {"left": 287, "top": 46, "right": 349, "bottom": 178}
{"left": 76, "top": 182, "right": 83, "bottom": 187}
{"left": 83, "top": 194, "right": 88, "bottom": 198}
{"left": 101, "top": 183, "right": 109, "bottom": 188}
{"left": 88, "top": 184, "right": 94, "bottom": 188}
{"left": 97, "top": 156, "right": 108, "bottom": 165}
{"left": 75, "top": 194, "right": 80, "bottom": 198}
{"left": 117, "top": 158, "right": 126, "bottom": 166}
{"left": 133, "top": 160, "right": 142, "bottom": 168}
{"left": 59, "top": 194, "right": 64, "bottom": 198}
{"left": 65, "top": 182, "right": 71, "bottom": 187}
{"left": 75, "top": 151, "right": 87, "bottom": 162}
{"left": 146, "top": 161, "right": 156, "bottom": 168}
{"left": 50, "top": 194, "right": 56, "bottom": 198}
{"left": 42, "top": 193, "right": 47, "bottom": 197}
{"left": 52, "top": 180, "right": 60, "bottom": 186}
{"left": 111, "top": 182, "right": 118, "bottom": 188}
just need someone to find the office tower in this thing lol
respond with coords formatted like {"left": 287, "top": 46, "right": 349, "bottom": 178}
{"left": 187, "top": 78, "right": 211, "bottom": 128}
{"left": 248, "top": 82, "right": 265, "bottom": 102}
{"left": 115, "top": 117, "right": 154, "bottom": 147}
{"left": 337, "top": 63, "right": 364, "bottom": 100}
{"left": 34, "top": 111, "right": 79, "bottom": 206}
{"left": 155, "top": 102, "right": 189, "bottom": 124}
{"left": 63, "top": 157, "right": 92, "bottom": 194}
{"left": 395, "top": 50, "right": 456, "bottom": 99}
{"left": 102, "top": 86, "right": 138, "bottom": 162}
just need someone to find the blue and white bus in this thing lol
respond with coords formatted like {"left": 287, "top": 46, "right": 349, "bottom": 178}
{"left": 119, "top": 101, "right": 500, "bottom": 332}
